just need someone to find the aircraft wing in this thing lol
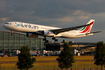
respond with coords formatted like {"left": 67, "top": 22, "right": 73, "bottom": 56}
{"left": 50, "top": 24, "right": 91, "bottom": 34}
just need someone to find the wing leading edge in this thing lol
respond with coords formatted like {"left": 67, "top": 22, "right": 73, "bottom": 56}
{"left": 50, "top": 24, "right": 91, "bottom": 35}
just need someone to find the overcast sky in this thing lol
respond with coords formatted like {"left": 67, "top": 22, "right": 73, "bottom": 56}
{"left": 0, "top": 0, "right": 105, "bottom": 43}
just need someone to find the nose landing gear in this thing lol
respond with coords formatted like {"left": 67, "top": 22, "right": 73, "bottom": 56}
{"left": 11, "top": 30, "right": 13, "bottom": 35}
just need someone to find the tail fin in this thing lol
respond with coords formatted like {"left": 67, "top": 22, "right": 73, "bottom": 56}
{"left": 79, "top": 19, "right": 95, "bottom": 33}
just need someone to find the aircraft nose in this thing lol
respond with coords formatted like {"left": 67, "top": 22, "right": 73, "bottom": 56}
{"left": 3, "top": 22, "right": 10, "bottom": 28}
{"left": 2, "top": 24, "right": 5, "bottom": 27}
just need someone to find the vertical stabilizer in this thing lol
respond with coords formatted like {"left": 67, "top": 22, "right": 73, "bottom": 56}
{"left": 79, "top": 19, "right": 95, "bottom": 33}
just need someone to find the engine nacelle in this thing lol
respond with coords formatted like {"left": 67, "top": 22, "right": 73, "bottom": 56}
{"left": 26, "top": 33, "right": 38, "bottom": 38}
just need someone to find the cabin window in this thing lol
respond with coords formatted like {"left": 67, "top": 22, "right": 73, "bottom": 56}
{"left": 5, "top": 23, "right": 9, "bottom": 24}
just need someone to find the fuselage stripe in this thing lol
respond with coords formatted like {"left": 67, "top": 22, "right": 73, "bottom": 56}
{"left": 80, "top": 26, "right": 86, "bottom": 31}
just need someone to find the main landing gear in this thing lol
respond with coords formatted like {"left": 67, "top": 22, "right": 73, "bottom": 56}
{"left": 52, "top": 37, "right": 58, "bottom": 42}
{"left": 43, "top": 36, "right": 58, "bottom": 44}
{"left": 43, "top": 37, "right": 49, "bottom": 45}
{"left": 43, "top": 37, "right": 49, "bottom": 43}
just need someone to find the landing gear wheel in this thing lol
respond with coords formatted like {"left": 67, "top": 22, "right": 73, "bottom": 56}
{"left": 43, "top": 38, "right": 46, "bottom": 41}
{"left": 55, "top": 39, "right": 58, "bottom": 42}
{"left": 52, "top": 37, "right": 55, "bottom": 40}
{"left": 52, "top": 37, "right": 58, "bottom": 42}
{"left": 11, "top": 33, "right": 13, "bottom": 35}
{"left": 45, "top": 40, "right": 49, "bottom": 43}
{"left": 43, "top": 37, "right": 46, "bottom": 41}
{"left": 43, "top": 36, "right": 49, "bottom": 44}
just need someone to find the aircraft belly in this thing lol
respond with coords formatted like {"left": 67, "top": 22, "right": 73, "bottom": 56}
{"left": 61, "top": 32, "right": 77, "bottom": 38}
{"left": 61, "top": 32, "right": 87, "bottom": 38}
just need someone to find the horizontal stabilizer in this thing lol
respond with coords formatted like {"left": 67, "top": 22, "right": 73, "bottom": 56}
{"left": 86, "top": 31, "right": 101, "bottom": 35}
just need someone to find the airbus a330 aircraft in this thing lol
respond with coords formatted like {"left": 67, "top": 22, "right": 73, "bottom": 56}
{"left": 3, "top": 19, "right": 100, "bottom": 42}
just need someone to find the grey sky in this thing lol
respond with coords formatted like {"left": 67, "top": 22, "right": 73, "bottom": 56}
{"left": 0, "top": 0, "right": 105, "bottom": 42}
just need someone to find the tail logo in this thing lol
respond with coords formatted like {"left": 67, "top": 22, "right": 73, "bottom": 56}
{"left": 80, "top": 21, "right": 94, "bottom": 33}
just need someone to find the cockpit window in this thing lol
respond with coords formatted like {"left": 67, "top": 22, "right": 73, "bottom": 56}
{"left": 5, "top": 23, "right": 9, "bottom": 24}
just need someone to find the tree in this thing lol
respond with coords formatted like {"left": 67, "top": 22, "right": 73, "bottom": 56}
{"left": 56, "top": 42, "right": 75, "bottom": 69}
{"left": 94, "top": 41, "right": 105, "bottom": 70}
{"left": 17, "top": 45, "right": 36, "bottom": 70}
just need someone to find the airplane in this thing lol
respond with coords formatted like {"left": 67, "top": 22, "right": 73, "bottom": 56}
{"left": 3, "top": 19, "right": 101, "bottom": 42}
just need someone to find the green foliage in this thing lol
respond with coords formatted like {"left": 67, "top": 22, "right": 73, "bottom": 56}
{"left": 17, "top": 45, "right": 36, "bottom": 70}
{"left": 94, "top": 41, "right": 105, "bottom": 66}
{"left": 56, "top": 42, "right": 75, "bottom": 69}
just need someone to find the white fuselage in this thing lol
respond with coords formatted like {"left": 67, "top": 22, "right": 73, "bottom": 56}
{"left": 3, "top": 21, "right": 90, "bottom": 38}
